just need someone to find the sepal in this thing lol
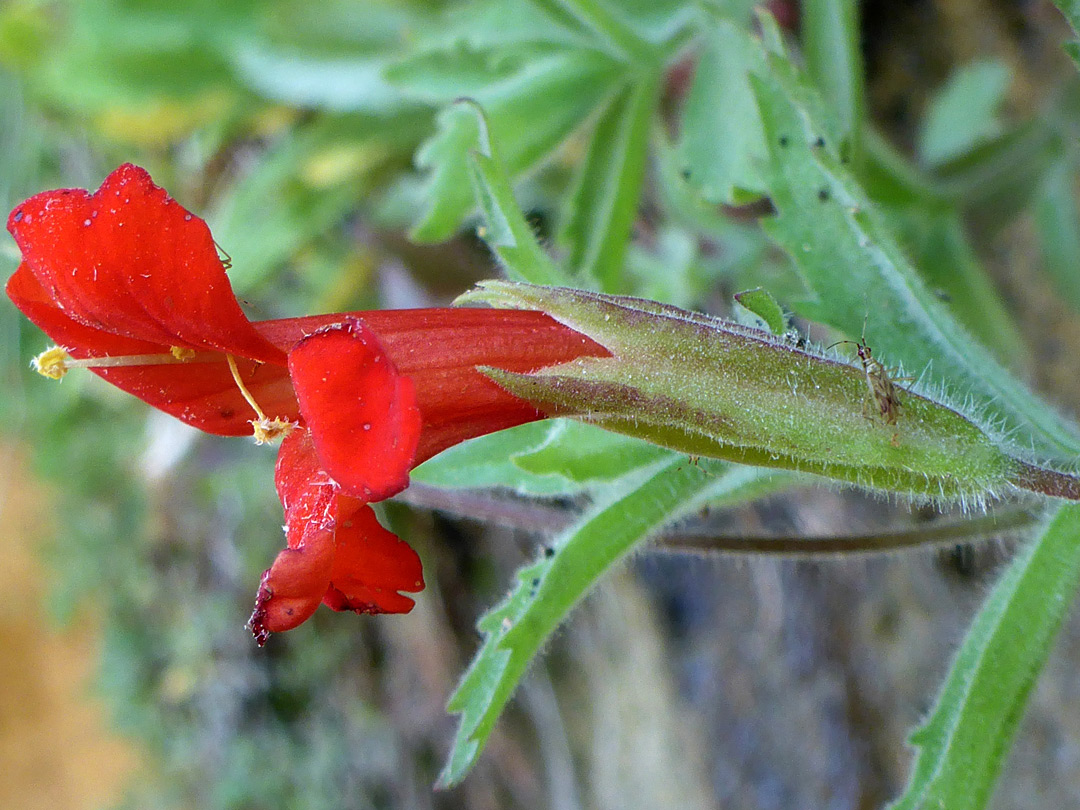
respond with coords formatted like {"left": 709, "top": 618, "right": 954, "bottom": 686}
{"left": 460, "top": 281, "right": 1020, "bottom": 504}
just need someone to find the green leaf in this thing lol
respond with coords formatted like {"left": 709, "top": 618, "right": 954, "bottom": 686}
{"left": 918, "top": 60, "right": 1011, "bottom": 168}
{"left": 425, "top": 0, "right": 593, "bottom": 53}
{"left": 410, "top": 103, "right": 482, "bottom": 243}
{"left": 230, "top": 43, "right": 408, "bottom": 113}
{"left": 1033, "top": 155, "right": 1080, "bottom": 314}
{"left": 512, "top": 421, "right": 668, "bottom": 481}
{"left": 888, "top": 504, "right": 1080, "bottom": 810}
{"left": 410, "top": 421, "right": 589, "bottom": 497}
{"left": 1047, "top": 0, "right": 1080, "bottom": 67}
{"left": 397, "top": 48, "right": 621, "bottom": 240}
{"left": 559, "top": 73, "right": 659, "bottom": 289}
{"left": 801, "top": 0, "right": 864, "bottom": 161}
{"left": 676, "top": 16, "right": 767, "bottom": 203}
{"left": 750, "top": 62, "right": 1080, "bottom": 461}
{"left": 540, "top": 0, "right": 657, "bottom": 62}
{"left": 625, "top": 226, "right": 708, "bottom": 307}
{"left": 466, "top": 102, "right": 567, "bottom": 285}
{"left": 932, "top": 122, "right": 1058, "bottom": 224}
{"left": 438, "top": 456, "right": 786, "bottom": 787}
{"left": 733, "top": 287, "right": 787, "bottom": 335}
{"left": 896, "top": 207, "right": 1027, "bottom": 369}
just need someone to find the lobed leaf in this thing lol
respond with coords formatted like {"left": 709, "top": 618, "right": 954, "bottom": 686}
{"left": 397, "top": 48, "right": 621, "bottom": 241}
{"left": 675, "top": 15, "right": 768, "bottom": 203}
{"left": 465, "top": 102, "right": 568, "bottom": 286}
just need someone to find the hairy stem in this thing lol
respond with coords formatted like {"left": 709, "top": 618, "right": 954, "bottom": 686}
{"left": 1011, "top": 461, "right": 1080, "bottom": 500}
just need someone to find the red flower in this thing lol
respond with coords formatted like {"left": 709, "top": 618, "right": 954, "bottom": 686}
{"left": 6, "top": 164, "right": 606, "bottom": 643}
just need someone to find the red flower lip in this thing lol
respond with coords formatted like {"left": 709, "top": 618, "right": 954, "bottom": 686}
{"left": 6, "top": 164, "right": 608, "bottom": 642}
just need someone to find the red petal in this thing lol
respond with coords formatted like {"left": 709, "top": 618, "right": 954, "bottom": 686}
{"left": 7, "top": 264, "right": 298, "bottom": 436}
{"left": 248, "top": 429, "right": 424, "bottom": 643}
{"left": 248, "top": 431, "right": 337, "bottom": 644}
{"left": 322, "top": 497, "right": 423, "bottom": 615}
{"left": 7, "top": 164, "right": 283, "bottom": 364}
{"left": 288, "top": 318, "right": 421, "bottom": 500}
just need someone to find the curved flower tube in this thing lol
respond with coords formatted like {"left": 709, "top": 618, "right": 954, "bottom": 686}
{"left": 6, "top": 164, "right": 607, "bottom": 643}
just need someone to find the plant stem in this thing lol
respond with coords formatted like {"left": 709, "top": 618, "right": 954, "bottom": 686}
{"left": 397, "top": 483, "right": 1040, "bottom": 556}
{"left": 1011, "top": 461, "right": 1080, "bottom": 500}
{"left": 655, "top": 507, "right": 1039, "bottom": 556}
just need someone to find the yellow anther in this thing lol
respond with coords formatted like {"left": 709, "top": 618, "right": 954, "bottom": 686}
{"left": 170, "top": 345, "right": 197, "bottom": 361}
{"left": 251, "top": 417, "right": 295, "bottom": 445}
{"left": 226, "top": 354, "right": 294, "bottom": 444}
{"left": 32, "top": 346, "right": 71, "bottom": 380}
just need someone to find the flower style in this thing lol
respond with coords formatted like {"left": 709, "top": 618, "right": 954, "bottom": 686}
{"left": 6, "top": 164, "right": 606, "bottom": 643}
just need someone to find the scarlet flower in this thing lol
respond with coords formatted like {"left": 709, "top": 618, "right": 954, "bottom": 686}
{"left": 6, "top": 164, "right": 605, "bottom": 643}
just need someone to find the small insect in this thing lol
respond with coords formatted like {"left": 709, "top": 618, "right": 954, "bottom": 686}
{"left": 214, "top": 240, "right": 233, "bottom": 270}
{"left": 829, "top": 322, "right": 909, "bottom": 431}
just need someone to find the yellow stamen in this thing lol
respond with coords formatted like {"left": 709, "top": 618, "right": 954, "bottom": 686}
{"left": 32, "top": 344, "right": 215, "bottom": 380}
{"left": 33, "top": 346, "right": 71, "bottom": 379}
{"left": 225, "top": 354, "right": 294, "bottom": 445}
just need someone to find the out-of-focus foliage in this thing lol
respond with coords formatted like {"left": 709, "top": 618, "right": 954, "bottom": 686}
{"left": 8, "top": 0, "right": 1080, "bottom": 808}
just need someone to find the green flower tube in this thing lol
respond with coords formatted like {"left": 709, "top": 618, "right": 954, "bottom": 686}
{"left": 458, "top": 281, "right": 1079, "bottom": 505}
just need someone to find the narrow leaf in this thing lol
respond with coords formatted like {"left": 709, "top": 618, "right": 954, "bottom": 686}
{"left": 1049, "top": 0, "right": 1080, "bottom": 67}
{"left": 918, "top": 60, "right": 1010, "bottom": 168}
{"left": 801, "top": 0, "right": 865, "bottom": 161}
{"left": 897, "top": 207, "right": 1028, "bottom": 369}
{"left": 1033, "top": 155, "right": 1080, "bottom": 314}
{"left": 889, "top": 504, "right": 1080, "bottom": 810}
{"left": 464, "top": 102, "right": 567, "bottom": 285}
{"left": 439, "top": 457, "right": 785, "bottom": 787}
{"left": 559, "top": 73, "right": 659, "bottom": 290}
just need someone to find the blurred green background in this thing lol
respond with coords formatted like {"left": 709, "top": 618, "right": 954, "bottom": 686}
{"left": 6, "top": 1, "right": 1080, "bottom": 808}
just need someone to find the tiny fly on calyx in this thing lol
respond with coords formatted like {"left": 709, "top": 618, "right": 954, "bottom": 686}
{"left": 828, "top": 321, "right": 909, "bottom": 429}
